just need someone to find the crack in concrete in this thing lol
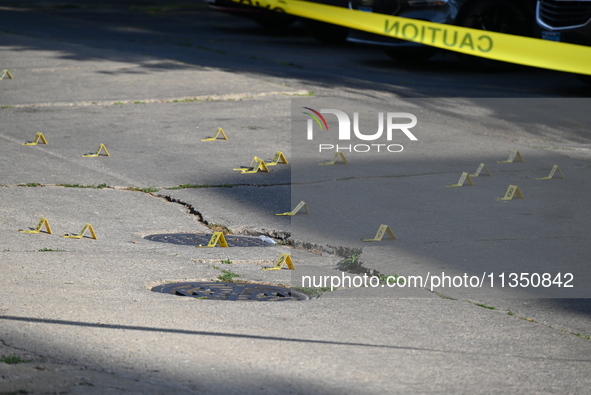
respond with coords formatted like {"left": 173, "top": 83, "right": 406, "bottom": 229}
{"left": 1, "top": 90, "right": 312, "bottom": 108}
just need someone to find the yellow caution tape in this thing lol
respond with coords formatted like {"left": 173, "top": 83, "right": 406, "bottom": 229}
{"left": 232, "top": 0, "right": 591, "bottom": 75}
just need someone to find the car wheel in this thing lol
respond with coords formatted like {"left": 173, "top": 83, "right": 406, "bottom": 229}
{"left": 302, "top": 19, "right": 349, "bottom": 43}
{"left": 577, "top": 74, "right": 591, "bottom": 86}
{"left": 253, "top": 12, "right": 296, "bottom": 30}
{"left": 382, "top": 46, "right": 437, "bottom": 63}
{"left": 458, "top": 0, "right": 532, "bottom": 70}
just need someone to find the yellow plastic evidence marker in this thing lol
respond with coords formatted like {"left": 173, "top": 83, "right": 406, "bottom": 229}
{"left": 471, "top": 163, "right": 492, "bottom": 177}
{"left": 233, "top": 156, "right": 269, "bottom": 174}
{"left": 446, "top": 172, "right": 474, "bottom": 187}
{"left": 0, "top": 69, "right": 13, "bottom": 80}
{"left": 262, "top": 254, "right": 295, "bottom": 270}
{"left": 318, "top": 151, "right": 348, "bottom": 165}
{"left": 535, "top": 165, "right": 564, "bottom": 180}
{"left": 22, "top": 132, "right": 48, "bottom": 146}
{"left": 497, "top": 150, "right": 524, "bottom": 163}
{"left": 496, "top": 185, "right": 524, "bottom": 201}
{"left": 196, "top": 232, "right": 228, "bottom": 248}
{"left": 275, "top": 201, "right": 309, "bottom": 216}
{"left": 19, "top": 217, "right": 52, "bottom": 234}
{"left": 201, "top": 127, "right": 228, "bottom": 141}
{"left": 61, "top": 223, "right": 97, "bottom": 239}
{"left": 266, "top": 151, "right": 288, "bottom": 166}
{"left": 82, "top": 144, "right": 110, "bottom": 157}
{"left": 362, "top": 224, "right": 397, "bottom": 242}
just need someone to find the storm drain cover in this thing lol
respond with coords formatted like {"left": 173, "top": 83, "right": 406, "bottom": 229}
{"left": 145, "top": 233, "right": 272, "bottom": 247}
{"left": 152, "top": 282, "right": 308, "bottom": 301}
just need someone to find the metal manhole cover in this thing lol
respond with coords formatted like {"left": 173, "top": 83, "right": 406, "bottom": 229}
{"left": 152, "top": 282, "right": 308, "bottom": 301}
{"left": 145, "top": 233, "right": 272, "bottom": 247}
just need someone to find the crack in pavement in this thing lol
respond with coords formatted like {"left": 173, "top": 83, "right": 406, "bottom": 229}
{"left": 1, "top": 90, "right": 312, "bottom": 108}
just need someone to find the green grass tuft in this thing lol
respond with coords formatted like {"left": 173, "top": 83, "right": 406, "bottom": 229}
{"left": 0, "top": 355, "right": 27, "bottom": 364}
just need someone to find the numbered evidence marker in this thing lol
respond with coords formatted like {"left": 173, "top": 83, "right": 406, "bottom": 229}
{"left": 262, "top": 254, "right": 295, "bottom": 270}
{"left": 0, "top": 69, "right": 13, "bottom": 80}
{"left": 497, "top": 150, "right": 524, "bottom": 163}
{"left": 22, "top": 132, "right": 48, "bottom": 146}
{"left": 233, "top": 156, "right": 269, "bottom": 174}
{"left": 266, "top": 151, "right": 288, "bottom": 166}
{"left": 196, "top": 232, "right": 228, "bottom": 248}
{"left": 275, "top": 201, "right": 309, "bottom": 216}
{"left": 535, "top": 165, "right": 564, "bottom": 180}
{"left": 446, "top": 172, "right": 474, "bottom": 187}
{"left": 82, "top": 144, "right": 110, "bottom": 157}
{"left": 362, "top": 224, "right": 397, "bottom": 242}
{"left": 496, "top": 185, "right": 524, "bottom": 201}
{"left": 19, "top": 217, "right": 52, "bottom": 234}
{"left": 201, "top": 127, "right": 228, "bottom": 141}
{"left": 318, "top": 151, "right": 348, "bottom": 165}
{"left": 470, "top": 163, "right": 492, "bottom": 177}
{"left": 61, "top": 223, "right": 97, "bottom": 239}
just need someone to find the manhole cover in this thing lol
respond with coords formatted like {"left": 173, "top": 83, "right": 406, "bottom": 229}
{"left": 152, "top": 282, "right": 308, "bottom": 301}
{"left": 145, "top": 233, "right": 273, "bottom": 247}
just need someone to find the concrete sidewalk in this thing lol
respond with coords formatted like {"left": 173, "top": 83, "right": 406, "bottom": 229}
{"left": 1, "top": 4, "right": 591, "bottom": 394}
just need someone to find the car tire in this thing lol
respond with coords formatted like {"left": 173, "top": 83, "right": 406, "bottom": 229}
{"left": 382, "top": 46, "right": 437, "bottom": 63}
{"left": 457, "top": 0, "right": 532, "bottom": 70}
{"left": 302, "top": 19, "right": 349, "bottom": 43}
{"left": 577, "top": 74, "right": 591, "bottom": 86}
{"left": 253, "top": 12, "right": 296, "bottom": 30}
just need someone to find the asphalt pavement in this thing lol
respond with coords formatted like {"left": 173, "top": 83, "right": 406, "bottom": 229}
{"left": 1, "top": 2, "right": 591, "bottom": 394}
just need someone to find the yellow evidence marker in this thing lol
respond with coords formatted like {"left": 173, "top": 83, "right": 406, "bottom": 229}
{"left": 196, "top": 232, "right": 229, "bottom": 248}
{"left": 496, "top": 185, "right": 524, "bottom": 201}
{"left": 233, "top": 156, "right": 269, "bottom": 174}
{"left": 275, "top": 201, "right": 309, "bottom": 216}
{"left": 61, "top": 223, "right": 97, "bottom": 239}
{"left": 535, "top": 165, "right": 564, "bottom": 180}
{"left": 362, "top": 224, "right": 397, "bottom": 242}
{"left": 19, "top": 217, "right": 52, "bottom": 234}
{"left": 82, "top": 144, "right": 110, "bottom": 157}
{"left": 262, "top": 254, "right": 295, "bottom": 270}
{"left": 201, "top": 127, "right": 228, "bottom": 141}
{"left": 266, "top": 151, "right": 288, "bottom": 166}
{"left": 470, "top": 163, "right": 492, "bottom": 177}
{"left": 0, "top": 69, "right": 13, "bottom": 80}
{"left": 22, "top": 132, "right": 48, "bottom": 146}
{"left": 318, "top": 151, "right": 348, "bottom": 165}
{"left": 446, "top": 172, "right": 474, "bottom": 187}
{"left": 497, "top": 150, "right": 524, "bottom": 163}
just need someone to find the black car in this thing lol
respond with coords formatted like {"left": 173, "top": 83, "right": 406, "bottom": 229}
{"left": 536, "top": 0, "right": 591, "bottom": 46}
{"left": 205, "top": 0, "right": 297, "bottom": 29}
{"left": 535, "top": 0, "right": 591, "bottom": 84}
{"left": 305, "top": 0, "right": 537, "bottom": 66}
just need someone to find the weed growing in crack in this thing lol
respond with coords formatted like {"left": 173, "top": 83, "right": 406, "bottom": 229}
{"left": 19, "top": 183, "right": 42, "bottom": 187}
{"left": 341, "top": 252, "right": 361, "bottom": 271}
{"left": 58, "top": 183, "right": 106, "bottom": 189}
{"left": 572, "top": 332, "right": 591, "bottom": 341}
{"left": 375, "top": 273, "right": 405, "bottom": 285}
{"left": 215, "top": 268, "right": 240, "bottom": 283}
{"left": 0, "top": 355, "right": 28, "bottom": 364}
{"left": 128, "top": 186, "right": 160, "bottom": 193}
{"left": 208, "top": 223, "right": 231, "bottom": 234}
{"left": 168, "top": 183, "right": 234, "bottom": 190}
{"left": 434, "top": 292, "right": 457, "bottom": 300}
{"left": 469, "top": 301, "right": 496, "bottom": 310}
